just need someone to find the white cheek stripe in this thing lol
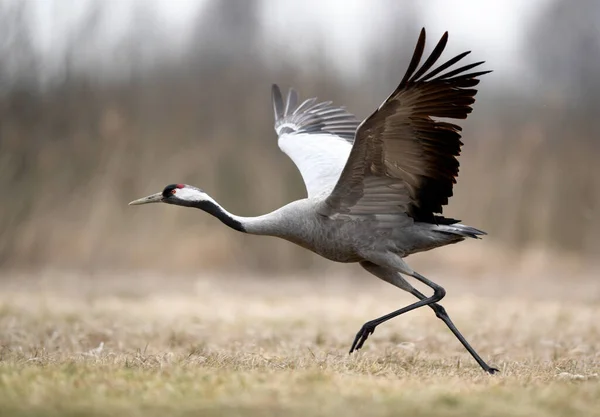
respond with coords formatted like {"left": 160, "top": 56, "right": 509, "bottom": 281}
{"left": 174, "top": 187, "right": 212, "bottom": 203}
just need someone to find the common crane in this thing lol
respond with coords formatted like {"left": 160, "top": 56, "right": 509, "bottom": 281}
{"left": 129, "top": 29, "right": 498, "bottom": 374}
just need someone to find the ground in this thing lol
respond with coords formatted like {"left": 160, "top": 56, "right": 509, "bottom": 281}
{"left": 0, "top": 270, "right": 598, "bottom": 417}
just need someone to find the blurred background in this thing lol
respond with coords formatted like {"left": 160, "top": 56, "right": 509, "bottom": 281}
{"left": 0, "top": 0, "right": 598, "bottom": 279}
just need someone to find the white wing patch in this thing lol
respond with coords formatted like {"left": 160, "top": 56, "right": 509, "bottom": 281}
{"left": 271, "top": 84, "right": 360, "bottom": 199}
{"left": 278, "top": 132, "right": 352, "bottom": 198}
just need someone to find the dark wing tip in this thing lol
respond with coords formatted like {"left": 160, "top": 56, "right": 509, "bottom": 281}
{"left": 284, "top": 88, "right": 299, "bottom": 116}
{"left": 409, "top": 30, "right": 450, "bottom": 83}
{"left": 272, "top": 86, "right": 360, "bottom": 141}
{"left": 271, "top": 84, "right": 284, "bottom": 122}
{"left": 399, "top": 28, "right": 428, "bottom": 88}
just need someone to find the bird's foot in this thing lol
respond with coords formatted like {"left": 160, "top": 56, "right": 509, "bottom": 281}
{"left": 485, "top": 366, "right": 500, "bottom": 375}
{"left": 349, "top": 321, "right": 377, "bottom": 354}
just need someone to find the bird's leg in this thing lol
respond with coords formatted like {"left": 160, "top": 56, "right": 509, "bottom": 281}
{"left": 349, "top": 267, "right": 446, "bottom": 353}
{"left": 410, "top": 287, "right": 499, "bottom": 374}
{"left": 354, "top": 262, "right": 498, "bottom": 373}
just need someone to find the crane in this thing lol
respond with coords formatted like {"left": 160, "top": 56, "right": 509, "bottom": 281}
{"left": 129, "top": 28, "right": 498, "bottom": 374}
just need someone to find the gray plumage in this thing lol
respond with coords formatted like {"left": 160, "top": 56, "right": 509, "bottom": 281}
{"left": 129, "top": 28, "right": 498, "bottom": 374}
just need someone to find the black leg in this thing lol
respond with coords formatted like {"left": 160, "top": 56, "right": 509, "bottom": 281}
{"left": 349, "top": 275, "right": 445, "bottom": 354}
{"left": 410, "top": 287, "right": 499, "bottom": 374}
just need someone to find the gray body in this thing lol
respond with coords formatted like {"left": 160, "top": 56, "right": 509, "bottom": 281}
{"left": 250, "top": 198, "right": 469, "bottom": 264}
{"left": 129, "top": 29, "right": 499, "bottom": 374}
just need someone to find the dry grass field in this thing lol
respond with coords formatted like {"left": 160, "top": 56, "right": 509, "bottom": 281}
{"left": 0, "top": 268, "right": 598, "bottom": 417}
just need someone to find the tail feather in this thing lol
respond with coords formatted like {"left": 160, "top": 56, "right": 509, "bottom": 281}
{"left": 435, "top": 223, "right": 487, "bottom": 239}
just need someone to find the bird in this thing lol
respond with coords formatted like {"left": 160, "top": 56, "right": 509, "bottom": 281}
{"left": 129, "top": 28, "right": 498, "bottom": 374}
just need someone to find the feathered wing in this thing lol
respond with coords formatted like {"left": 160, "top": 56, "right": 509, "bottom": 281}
{"left": 271, "top": 85, "right": 361, "bottom": 198}
{"left": 320, "top": 28, "right": 490, "bottom": 224}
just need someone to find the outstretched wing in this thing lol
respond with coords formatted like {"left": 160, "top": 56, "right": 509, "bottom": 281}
{"left": 320, "top": 28, "right": 490, "bottom": 224}
{"left": 271, "top": 85, "right": 361, "bottom": 198}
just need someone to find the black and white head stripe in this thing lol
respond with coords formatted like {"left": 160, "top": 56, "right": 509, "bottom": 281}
{"left": 162, "top": 183, "right": 185, "bottom": 198}
{"left": 271, "top": 84, "right": 361, "bottom": 143}
{"left": 162, "top": 184, "right": 211, "bottom": 204}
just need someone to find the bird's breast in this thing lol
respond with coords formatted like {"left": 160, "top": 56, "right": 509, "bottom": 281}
{"left": 278, "top": 215, "right": 368, "bottom": 263}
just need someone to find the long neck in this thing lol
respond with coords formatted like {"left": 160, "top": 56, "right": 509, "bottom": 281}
{"left": 190, "top": 198, "right": 282, "bottom": 236}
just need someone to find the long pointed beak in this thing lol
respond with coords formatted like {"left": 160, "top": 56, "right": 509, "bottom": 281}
{"left": 128, "top": 192, "right": 164, "bottom": 206}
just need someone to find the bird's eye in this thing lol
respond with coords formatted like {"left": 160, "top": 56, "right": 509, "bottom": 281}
{"left": 171, "top": 189, "right": 177, "bottom": 195}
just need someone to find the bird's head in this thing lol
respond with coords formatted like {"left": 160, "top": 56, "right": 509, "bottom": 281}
{"left": 128, "top": 184, "right": 212, "bottom": 207}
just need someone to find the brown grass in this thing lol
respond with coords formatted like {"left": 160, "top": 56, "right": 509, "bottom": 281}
{"left": 0, "top": 272, "right": 599, "bottom": 417}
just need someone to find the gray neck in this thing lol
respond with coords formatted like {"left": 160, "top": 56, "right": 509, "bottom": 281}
{"left": 188, "top": 198, "right": 284, "bottom": 236}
